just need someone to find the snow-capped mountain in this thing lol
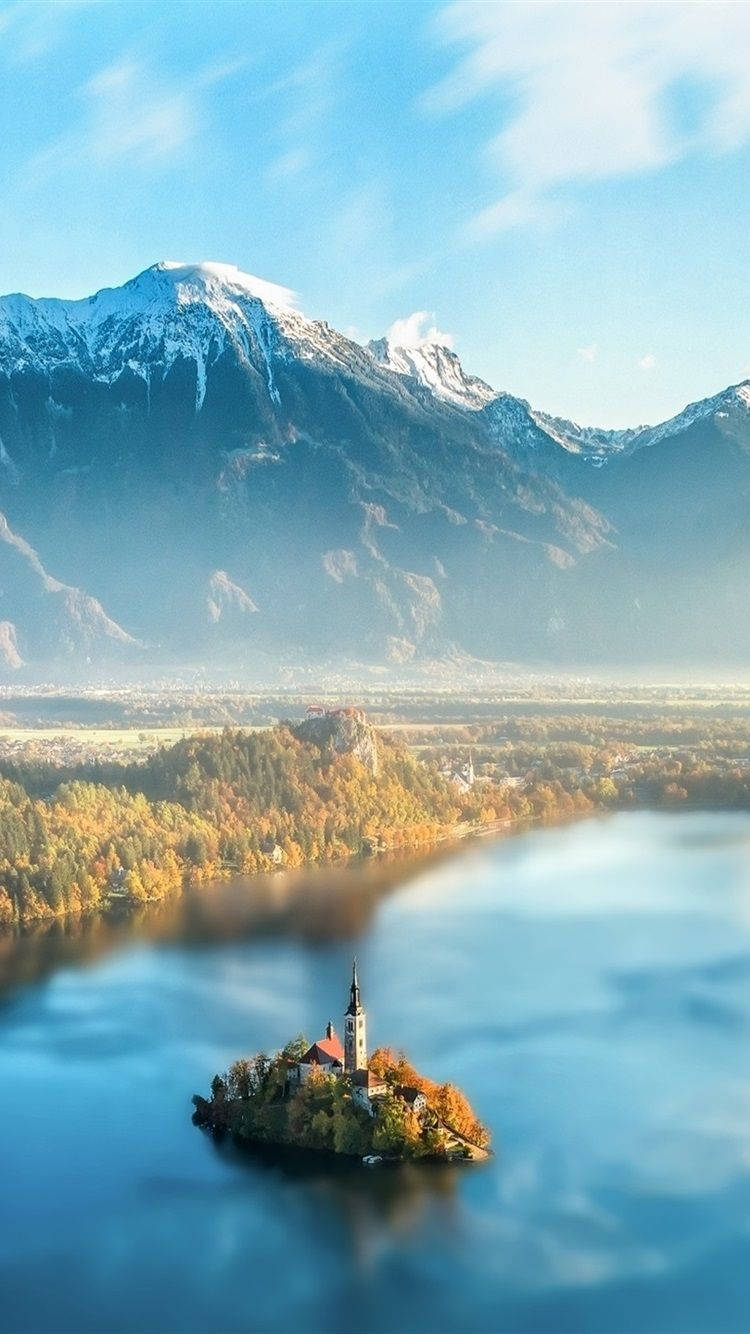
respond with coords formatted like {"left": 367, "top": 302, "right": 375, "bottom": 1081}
{"left": 0, "top": 261, "right": 363, "bottom": 413}
{"left": 367, "top": 334, "right": 496, "bottom": 409}
{"left": 0, "top": 260, "right": 748, "bottom": 672}
{"left": 530, "top": 380, "right": 750, "bottom": 460}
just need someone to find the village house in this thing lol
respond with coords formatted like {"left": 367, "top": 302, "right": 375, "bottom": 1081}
{"left": 351, "top": 1068, "right": 387, "bottom": 1112}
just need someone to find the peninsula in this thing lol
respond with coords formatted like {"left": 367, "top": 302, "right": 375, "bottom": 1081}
{"left": 193, "top": 962, "right": 490, "bottom": 1162}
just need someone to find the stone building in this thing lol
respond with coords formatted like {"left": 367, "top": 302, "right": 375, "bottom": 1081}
{"left": 293, "top": 961, "right": 390, "bottom": 1113}
{"left": 294, "top": 1021, "right": 344, "bottom": 1084}
{"left": 344, "top": 959, "right": 367, "bottom": 1074}
{"left": 290, "top": 962, "right": 430, "bottom": 1126}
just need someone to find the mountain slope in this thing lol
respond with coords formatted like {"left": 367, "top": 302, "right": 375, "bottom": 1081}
{"left": 0, "top": 260, "right": 747, "bottom": 671}
{"left": 0, "top": 512, "right": 138, "bottom": 666}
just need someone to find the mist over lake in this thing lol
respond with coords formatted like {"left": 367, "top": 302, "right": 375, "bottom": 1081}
{"left": 2, "top": 810, "right": 750, "bottom": 1333}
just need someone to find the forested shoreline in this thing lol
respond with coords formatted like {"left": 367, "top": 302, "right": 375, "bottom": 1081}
{"left": 0, "top": 724, "right": 594, "bottom": 926}
{"left": 4, "top": 707, "right": 750, "bottom": 928}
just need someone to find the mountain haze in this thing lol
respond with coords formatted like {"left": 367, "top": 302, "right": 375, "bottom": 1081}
{"left": 0, "top": 260, "right": 747, "bottom": 672}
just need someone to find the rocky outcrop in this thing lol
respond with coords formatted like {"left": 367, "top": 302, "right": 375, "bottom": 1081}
{"left": 206, "top": 570, "right": 258, "bottom": 624}
{"left": 292, "top": 709, "right": 378, "bottom": 775}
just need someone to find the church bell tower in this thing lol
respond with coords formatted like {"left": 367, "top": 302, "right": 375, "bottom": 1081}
{"left": 344, "top": 958, "right": 367, "bottom": 1073}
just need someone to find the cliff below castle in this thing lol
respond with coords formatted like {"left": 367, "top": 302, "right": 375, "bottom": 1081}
{"left": 291, "top": 709, "right": 378, "bottom": 775}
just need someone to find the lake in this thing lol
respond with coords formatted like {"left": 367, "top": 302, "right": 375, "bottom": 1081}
{"left": 2, "top": 810, "right": 750, "bottom": 1333}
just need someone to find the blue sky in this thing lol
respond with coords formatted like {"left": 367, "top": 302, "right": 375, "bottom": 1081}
{"left": 2, "top": 0, "right": 750, "bottom": 427}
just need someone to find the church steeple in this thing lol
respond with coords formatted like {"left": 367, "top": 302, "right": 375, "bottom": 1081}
{"left": 344, "top": 957, "right": 367, "bottom": 1072}
{"left": 346, "top": 958, "right": 362, "bottom": 1016}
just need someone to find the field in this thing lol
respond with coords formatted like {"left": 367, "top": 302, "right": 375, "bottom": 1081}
{"left": 0, "top": 726, "right": 227, "bottom": 768}
{"left": 3, "top": 682, "right": 750, "bottom": 777}
{"left": 0, "top": 727, "right": 203, "bottom": 747}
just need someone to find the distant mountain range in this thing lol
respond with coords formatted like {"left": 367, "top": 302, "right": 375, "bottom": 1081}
{"left": 0, "top": 259, "right": 748, "bottom": 674}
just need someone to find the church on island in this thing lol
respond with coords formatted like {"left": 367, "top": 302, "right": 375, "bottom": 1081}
{"left": 193, "top": 957, "right": 490, "bottom": 1160}
{"left": 291, "top": 961, "right": 426, "bottom": 1117}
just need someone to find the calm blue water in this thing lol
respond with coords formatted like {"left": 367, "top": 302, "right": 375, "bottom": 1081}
{"left": 3, "top": 810, "right": 750, "bottom": 1333}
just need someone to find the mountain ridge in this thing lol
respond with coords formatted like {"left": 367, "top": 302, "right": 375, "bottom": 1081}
{"left": 0, "top": 260, "right": 747, "bottom": 672}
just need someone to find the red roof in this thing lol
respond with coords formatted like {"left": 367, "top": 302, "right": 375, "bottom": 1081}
{"left": 301, "top": 1033, "right": 344, "bottom": 1066}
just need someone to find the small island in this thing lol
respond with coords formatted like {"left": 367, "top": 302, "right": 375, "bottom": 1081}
{"left": 193, "top": 962, "right": 490, "bottom": 1163}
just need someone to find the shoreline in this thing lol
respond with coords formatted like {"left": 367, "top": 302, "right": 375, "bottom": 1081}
{"left": 0, "top": 812, "right": 518, "bottom": 933}
{"left": 3, "top": 799, "right": 743, "bottom": 939}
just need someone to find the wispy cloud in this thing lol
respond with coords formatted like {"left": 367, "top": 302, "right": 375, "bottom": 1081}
{"left": 313, "top": 178, "right": 426, "bottom": 315}
{"left": 265, "top": 146, "right": 313, "bottom": 184}
{"left": 426, "top": 1, "right": 750, "bottom": 238}
{"left": 466, "top": 188, "right": 571, "bottom": 240}
{"left": 332, "top": 181, "right": 390, "bottom": 253}
{"left": 638, "top": 353, "right": 657, "bottom": 371}
{"left": 0, "top": 0, "right": 95, "bottom": 64}
{"left": 83, "top": 58, "right": 194, "bottom": 162}
{"left": 20, "top": 50, "right": 248, "bottom": 182}
{"left": 578, "top": 343, "right": 598, "bottom": 364}
{"left": 386, "top": 311, "right": 454, "bottom": 349}
{"left": 262, "top": 41, "right": 344, "bottom": 184}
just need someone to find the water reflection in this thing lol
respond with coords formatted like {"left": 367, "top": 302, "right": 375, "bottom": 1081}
{"left": 4, "top": 811, "right": 750, "bottom": 1333}
{"left": 0, "top": 839, "right": 465, "bottom": 998}
{"left": 210, "top": 1134, "right": 464, "bottom": 1269}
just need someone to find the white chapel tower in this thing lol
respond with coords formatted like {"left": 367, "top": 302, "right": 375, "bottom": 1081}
{"left": 344, "top": 959, "right": 367, "bottom": 1073}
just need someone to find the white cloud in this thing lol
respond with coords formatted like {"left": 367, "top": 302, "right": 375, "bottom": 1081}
{"left": 262, "top": 42, "right": 343, "bottom": 185}
{"left": 265, "top": 146, "right": 312, "bottom": 183}
{"left": 0, "top": 0, "right": 95, "bottom": 64}
{"left": 386, "top": 311, "right": 454, "bottom": 350}
{"left": 638, "top": 353, "right": 657, "bottom": 371}
{"left": 427, "top": 2, "right": 750, "bottom": 237}
{"left": 466, "top": 188, "right": 571, "bottom": 239}
{"left": 20, "top": 51, "right": 247, "bottom": 182}
{"left": 83, "top": 59, "right": 194, "bottom": 162}
{"left": 578, "top": 343, "right": 598, "bottom": 364}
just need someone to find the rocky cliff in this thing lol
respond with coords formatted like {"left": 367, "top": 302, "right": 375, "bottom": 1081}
{"left": 292, "top": 710, "right": 378, "bottom": 775}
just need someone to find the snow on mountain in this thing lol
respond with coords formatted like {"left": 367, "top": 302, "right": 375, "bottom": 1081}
{"left": 368, "top": 335, "right": 496, "bottom": 409}
{"left": 528, "top": 409, "right": 641, "bottom": 458}
{"left": 3, "top": 260, "right": 748, "bottom": 460}
{"left": 2, "top": 255, "right": 749, "bottom": 490}
{"left": 0, "top": 261, "right": 350, "bottom": 412}
{"left": 0, "top": 261, "right": 513, "bottom": 429}
{"left": 625, "top": 380, "right": 750, "bottom": 450}
{"left": 2, "top": 258, "right": 750, "bottom": 670}
{"left": 533, "top": 381, "right": 750, "bottom": 461}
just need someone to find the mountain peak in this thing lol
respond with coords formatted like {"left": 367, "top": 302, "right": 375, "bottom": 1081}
{"left": 0, "top": 260, "right": 299, "bottom": 333}
{"left": 143, "top": 261, "right": 298, "bottom": 311}
{"left": 0, "top": 259, "right": 311, "bottom": 411}
{"left": 367, "top": 335, "right": 496, "bottom": 410}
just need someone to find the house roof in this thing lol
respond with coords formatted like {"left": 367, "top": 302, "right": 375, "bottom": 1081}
{"left": 396, "top": 1085, "right": 425, "bottom": 1105}
{"left": 301, "top": 1033, "right": 344, "bottom": 1066}
{"left": 351, "top": 1068, "right": 387, "bottom": 1089}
